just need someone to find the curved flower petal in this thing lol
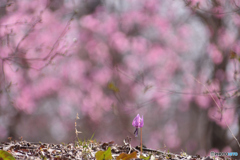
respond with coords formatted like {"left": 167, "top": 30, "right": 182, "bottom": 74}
{"left": 132, "top": 114, "right": 144, "bottom": 128}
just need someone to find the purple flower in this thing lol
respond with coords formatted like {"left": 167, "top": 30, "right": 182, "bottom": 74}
{"left": 132, "top": 114, "right": 144, "bottom": 137}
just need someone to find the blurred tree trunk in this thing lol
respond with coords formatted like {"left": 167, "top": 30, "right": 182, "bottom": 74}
{"left": 190, "top": 0, "right": 240, "bottom": 155}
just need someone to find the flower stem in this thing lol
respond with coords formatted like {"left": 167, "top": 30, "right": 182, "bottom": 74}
{"left": 140, "top": 127, "right": 142, "bottom": 155}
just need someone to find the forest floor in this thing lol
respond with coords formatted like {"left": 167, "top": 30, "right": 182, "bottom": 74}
{"left": 0, "top": 137, "right": 233, "bottom": 160}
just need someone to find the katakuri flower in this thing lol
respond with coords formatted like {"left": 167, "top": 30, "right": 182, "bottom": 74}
{"left": 132, "top": 114, "right": 144, "bottom": 137}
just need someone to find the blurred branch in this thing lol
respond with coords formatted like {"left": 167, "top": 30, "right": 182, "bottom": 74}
{"left": 190, "top": 74, "right": 240, "bottom": 149}
{"left": 39, "top": 12, "right": 76, "bottom": 69}
{"left": 0, "top": 1, "right": 14, "bottom": 8}
{"left": 183, "top": 0, "right": 240, "bottom": 15}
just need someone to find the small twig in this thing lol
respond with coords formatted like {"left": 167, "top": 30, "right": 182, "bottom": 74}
{"left": 190, "top": 75, "right": 222, "bottom": 112}
{"left": 75, "top": 113, "right": 82, "bottom": 140}
{"left": 226, "top": 122, "right": 240, "bottom": 148}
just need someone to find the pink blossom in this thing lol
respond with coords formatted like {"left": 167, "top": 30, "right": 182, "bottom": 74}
{"left": 132, "top": 114, "right": 144, "bottom": 137}
{"left": 207, "top": 44, "right": 223, "bottom": 64}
